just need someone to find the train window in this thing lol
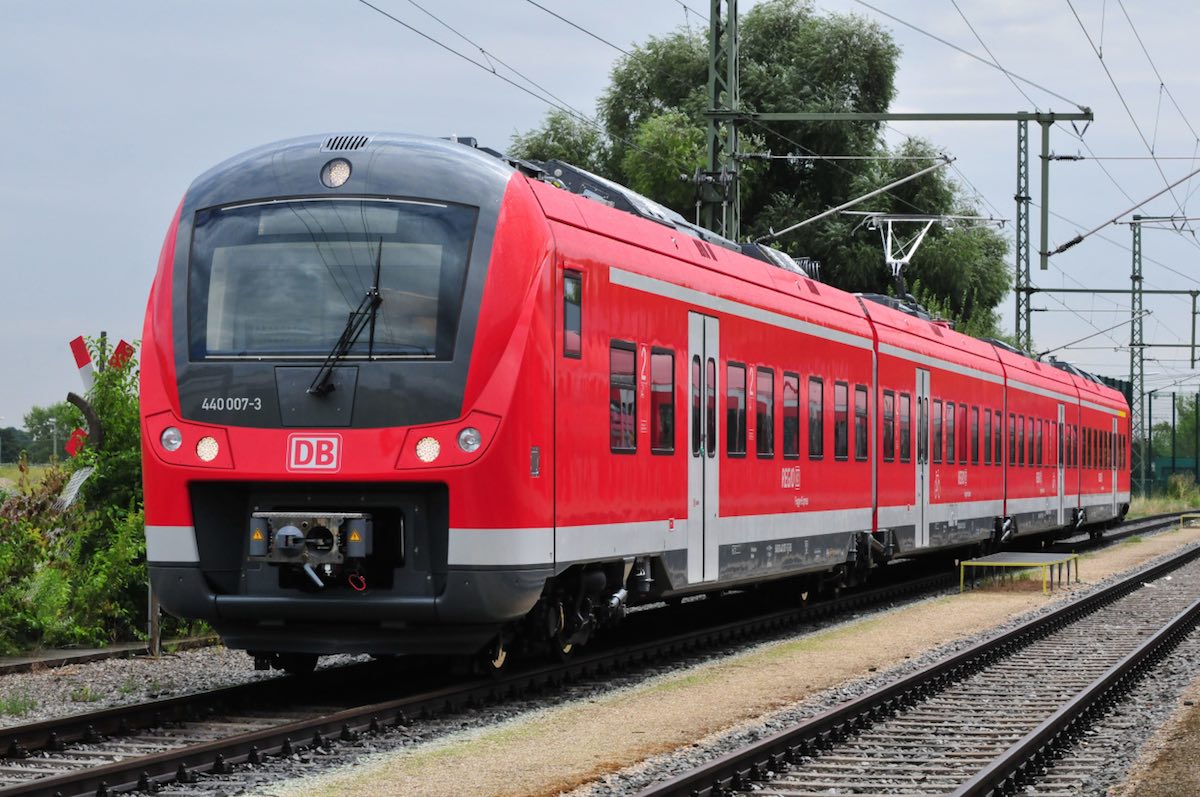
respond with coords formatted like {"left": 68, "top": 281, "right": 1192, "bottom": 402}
{"left": 883, "top": 390, "right": 896, "bottom": 463}
{"left": 1027, "top": 417, "right": 1035, "bottom": 466}
{"left": 834, "top": 382, "right": 849, "bottom": 461}
{"left": 783, "top": 373, "right": 800, "bottom": 459}
{"left": 932, "top": 400, "right": 943, "bottom": 464}
{"left": 1009, "top": 413, "right": 1017, "bottom": 465}
{"left": 563, "top": 271, "right": 582, "bottom": 358}
{"left": 1036, "top": 420, "right": 1043, "bottom": 466}
{"left": 727, "top": 363, "right": 747, "bottom": 457}
{"left": 983, "top": 409, "right": 992, "bottom": 465}
{"left": 1121, "top": 434, "right": 1126, "bottom": 469}
{"left": 995, "top": 408, "right": 1002, "bottom": 466}
{"left": 958, "top": 403, "right": 968, "bottom": 465}
{"left": 706, "top": 359, "right": 717, "bottom": 459}
{"left": 651, "top": 350, "right": 675, "bottom": 454}
{"left": 855, "top": 385, "right": 869, "bottom": 461}
{"left": 946, "top": 401, "right": 956, "bottom": 465}
{"left": 808, "top": 377, "right": 824, "bottom": 459}
{"left": 757, "top": 368, "right": 775, "bottom": 458}
{"left": 971, "top": 407, "right": 980, "bottom": 465}
{"left": 609, "top": 342, "right": 637, "bottom": 452}
{"left": 917, "top": 396, "right": 928, "bottom": 464}
{"left": 900, "top": 393, "right": 912, "bottom": 463}
{"left": 691, "top": 356, "right": 701, "bottom": 456}
{"left": 1018, "top": 415, "right": 1025, "bottom": 467}
{"left": 1083, "top": 427, "right": 1089, "bottom": 469}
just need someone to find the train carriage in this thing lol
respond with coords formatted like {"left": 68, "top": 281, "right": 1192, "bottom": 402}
{"left": 140, "top": 133, "right": 1132, "bottom": 669}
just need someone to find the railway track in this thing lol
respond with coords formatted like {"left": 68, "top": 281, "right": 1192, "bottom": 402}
{"left": 633, "top": 516, "right": 1200, "bottom": 797}
{"left": 0, "top": 512, "right": 1183, "bottom": 797}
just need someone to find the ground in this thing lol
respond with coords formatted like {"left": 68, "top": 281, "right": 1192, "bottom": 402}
{"left": 255, "top": 527, "right": 1200, "bottom": 797}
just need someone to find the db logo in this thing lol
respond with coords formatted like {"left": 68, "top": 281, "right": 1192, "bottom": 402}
{"left": 287, "top": 434, "right": 342, "bottom": 472}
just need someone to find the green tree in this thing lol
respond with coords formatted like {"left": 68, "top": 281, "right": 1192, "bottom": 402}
{"left": 510, "top": 0, "right": 1011, "bottom": 336}
{"left": 22, "top": 402, "right": 84, "bottom": 463}
{"left": 0, "top": 428, "right": 31, "bottom": 465}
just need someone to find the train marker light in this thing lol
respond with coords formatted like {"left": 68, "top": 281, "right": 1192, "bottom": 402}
{"left": 457, "top": 427, "right": 482, "bottom": 453}
{"left": 320, "top": 158, "right": 352, "bottom": 188}
{"left": 415, "top": 436, "right": 441, "bottom": 463}
{"left": 196, "top": 436, "right": 220, "bottom": 462}
{"left": 161, "top": 427, "right": 183, "bottom": 452}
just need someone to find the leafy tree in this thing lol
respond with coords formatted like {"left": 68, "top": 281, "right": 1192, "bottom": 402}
{"left": 0, "top": 428, "right": 31, "bottom": 465}
{"left": 510, "top": 0, "right": 1011, "bottom": 336}
{"left": 22, "top": 402, "right": 84, "bottom": 463}
{"left": 1151, "top": 394, "right": 1200, "bottom": 460}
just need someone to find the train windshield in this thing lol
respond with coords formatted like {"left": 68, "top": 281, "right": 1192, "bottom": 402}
{"left": 187, "top": 199, "right": 477, "bottom": 360}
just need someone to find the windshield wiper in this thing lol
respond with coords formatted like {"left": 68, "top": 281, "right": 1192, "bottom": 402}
{"left": 308, "top": 239, "right": 383, "bottom": 397}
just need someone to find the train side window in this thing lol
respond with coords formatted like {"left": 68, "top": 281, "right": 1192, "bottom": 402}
{"left": 563, "top": 271, "right": 582, "bottom": 358}
{"left": 727, "top": 363, "right": 747, "bottom": 456}
{"left": 609, "top": 341, "right": 637, "bottom": 452}
{"left": 1121, "top": 434, "right": 1126, "bottom": 469}
{"left": 1036, "top": 419, "right": 1043, "bottom": 466}
{"left": 900, "top": 393, "right": 912, "bottom": 463}
{"left": 983, "top": 409, "right": 992, "bottom": 465}
{"left": 756, "top": 367, "right": 775, "bottom": 458}
{"left": 854, "top": 385, "right": 869, "bottom": 461}
{"left": 971, "top": 407, "right": 980, "bottom": 465}
{"left": 706, "top": 359, "right": 717, "bottom": 458}
{"left": 932, "top": 400, "right": 943, "bottom": 464}
{"left": 1018, "top": 415, "right": 1025, "bottom": 466}
{"left": 958, "top": 403, "right": 968, "bottom": 465}
{"left": 883, "top": 390, "right": 896, "bottom": 463}
{"left": 1083, "top": 427, "right": 1089, "bottom": 469}
{"left": 834, "top": 382, "right": 849, "bottom": 460}
{"left": 808, "top": 377, "right": 824, "bottom": 459}
{"left": 651, "top": 349, "right": 674, "bottom": 454}
{"left": 995, "top": 408, "right": 1002, "bottom": 466}
{"left": 783, "top": 372, "right": 800, "bottom": 459}
{"left": 946, "top": 401, "right": 956, "bottom": 465}
{"left": 1008, "top": 413, "right": 1016, "bottom": 465}
{"left": 691, "top": 356, "right": 701, "bottom": 456}
{"left": 1027, "top": 417, "right": 1035, "bottom": 466}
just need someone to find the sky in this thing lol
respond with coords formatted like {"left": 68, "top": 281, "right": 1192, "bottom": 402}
{"left": 2, "top": 0, "right": 1199, "bottom": 430}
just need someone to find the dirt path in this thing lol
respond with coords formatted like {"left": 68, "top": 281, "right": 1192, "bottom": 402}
{"left": 261, "top": 528, "right": 1200, "bottom": 797}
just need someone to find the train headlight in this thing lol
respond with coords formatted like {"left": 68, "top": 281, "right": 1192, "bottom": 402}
{"left": 320, "top": 158, "right": 352, "bottom": 188}
{"left": 457, "top": 427, "right": 482, "bottom": 453}
{"left": 160, "top": 427, "right": 183, "bottom": 452}
{"left": 196, "top": 436, "right": 220, "bottom": 463}
{"left": 415, "top": 436, "right": 441, "bottom": 463}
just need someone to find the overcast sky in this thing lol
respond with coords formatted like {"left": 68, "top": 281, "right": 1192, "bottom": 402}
{"left": 2, "top": 0, "right": 1199, "bottom": 430}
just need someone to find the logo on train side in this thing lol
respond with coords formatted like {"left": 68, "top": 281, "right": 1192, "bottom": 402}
{"left": 287, "top": 434, "right": 342, "bottom": 472}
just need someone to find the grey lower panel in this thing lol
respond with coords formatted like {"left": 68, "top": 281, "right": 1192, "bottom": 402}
{"left": 717, "top": 530, "right": 856, "bottom": 582}
{"left": 927, "top": 516, "right": 995, "bottom": 549}
{"left": 150, "top": 564, "right": 551, "bottom": 655}
{"left": 1013, "top": 509, "right": 1061, "bottom": 535}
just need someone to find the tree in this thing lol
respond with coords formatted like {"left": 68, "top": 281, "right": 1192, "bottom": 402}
{"left": 509, "top": 0, "right": 1011, "bottom": 336}
{"left": 0, "top": 428, "right": 30, "bottom": 465}
{"left": 22, "top": 402, "right": 84, "bottom": 463}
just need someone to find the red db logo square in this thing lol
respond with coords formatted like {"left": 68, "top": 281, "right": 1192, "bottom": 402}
{"left": 287, "top": 434, "right": 342, "bottom": 472}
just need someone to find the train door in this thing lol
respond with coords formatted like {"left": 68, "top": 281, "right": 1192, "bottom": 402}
{"left": 915, "top": 369, "right": 930, "bottom": 548}
{"left": 687, "top": 312, "right": 720, "bottom": 584}
{"left": 1111, "top": 416, "right": 1119, "bottom": 516}
{"left": 1057, "top": 404, "right": 1066, "bottom": 526}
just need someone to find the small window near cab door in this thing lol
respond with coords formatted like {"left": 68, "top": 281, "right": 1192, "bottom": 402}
{"left": 563, "top": 272, "right": 581, "bottom": 358}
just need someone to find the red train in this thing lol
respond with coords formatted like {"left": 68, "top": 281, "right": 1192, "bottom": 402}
{"left": 139, "top": 134, "right": 1130, "bottom": 671}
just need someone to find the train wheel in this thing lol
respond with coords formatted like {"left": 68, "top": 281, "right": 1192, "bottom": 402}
{"left": 551, "top": 634, "right": 575, "bottom": 662}
{"left": 479, "top": 636, "right": 509, "bottom": 676}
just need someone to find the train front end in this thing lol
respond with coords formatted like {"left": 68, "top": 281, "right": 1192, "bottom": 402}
{"left": 139, "top": 134, "right": 556, "bottom": 667}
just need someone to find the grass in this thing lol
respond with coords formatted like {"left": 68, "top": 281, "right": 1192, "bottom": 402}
{"left": 0, "top": 691, "right": 37, "bottom": 717}
{"left": 68, "top": 684, "right": 102, "bottom": 703}
{"left": 0, "top": 463, "right": 51, "bottom": 493}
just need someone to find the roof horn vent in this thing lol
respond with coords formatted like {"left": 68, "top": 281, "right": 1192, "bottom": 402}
{"left": 322, "top": 135, "right": 371, "bottom": 152}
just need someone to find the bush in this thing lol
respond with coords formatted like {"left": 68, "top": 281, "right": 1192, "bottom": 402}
{"left": 1167, "top": 472, "right": 1199, "bottom": 501}
{"left": 0, "top": 336, "right": 154, "bottom": 651}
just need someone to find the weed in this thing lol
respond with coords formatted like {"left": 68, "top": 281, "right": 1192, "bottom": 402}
{"left": 69, "top": 684, "right": 102, "bottom": 703}
{"left": 0, "top": 692, "right": 36, "bottom": 716}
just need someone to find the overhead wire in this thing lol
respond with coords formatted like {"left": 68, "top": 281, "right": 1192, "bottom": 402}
{"left": 521, "top": 0, "right": 631, "bottom": 55}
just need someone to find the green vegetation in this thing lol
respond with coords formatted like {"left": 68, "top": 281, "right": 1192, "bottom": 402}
{"left": 69, "top": 684, "right": 102, "bottom": 703}
{"left": 510, "top": 0, "right": 1011, "bottom": 335}
{"left": 0, "top": 336, "right": 193, "bottom": 652}
{"left": 1129, "top": 472, "right": 1200, "bottom": 519}
{"left": 0, "top": 691, "right": 37, "bottom": 717}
